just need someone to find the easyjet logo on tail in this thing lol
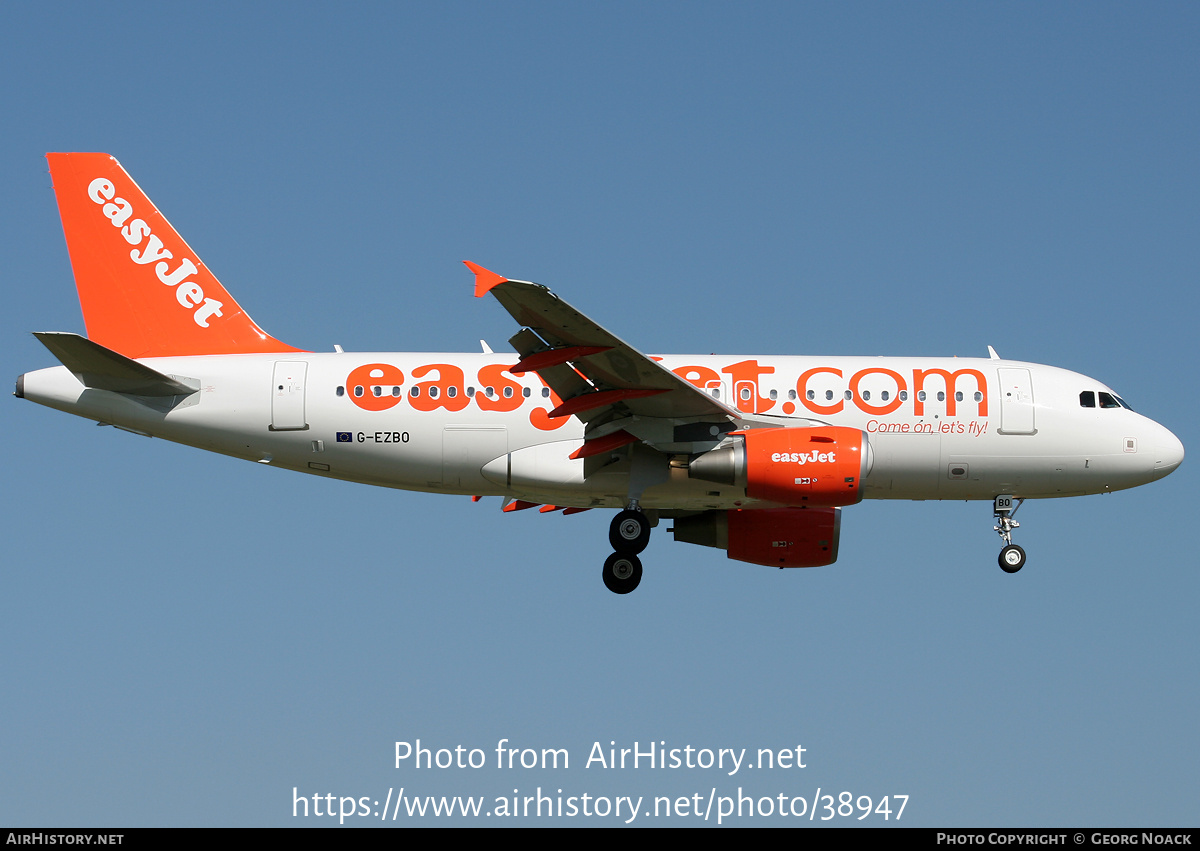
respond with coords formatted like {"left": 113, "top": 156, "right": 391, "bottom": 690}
{"left": 86, "top": 177, "right": 225, "bottom": 328}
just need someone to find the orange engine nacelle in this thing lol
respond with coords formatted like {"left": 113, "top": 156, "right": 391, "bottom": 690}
{"left": 688, "top": 426, "right": 871, "bottom": 506}
{"left": 672, "top": 507, "right": 841, "bottom": 568}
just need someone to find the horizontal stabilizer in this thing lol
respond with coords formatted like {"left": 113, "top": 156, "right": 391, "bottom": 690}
{"left": 33, "top": 332, "right": 197, "bottom": 396}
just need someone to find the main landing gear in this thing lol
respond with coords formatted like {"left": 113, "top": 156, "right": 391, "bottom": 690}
{"left": 610, "top": 508, "right": 651, "bottom": 553}
{"left": 993, "top": 494, "right": 1027, "bottom": 573}
{"left": 603, "top": 504, "right": 650, "bottom": 594}
{"left": 602, "top": 552, "right": 642, "bottom": 594}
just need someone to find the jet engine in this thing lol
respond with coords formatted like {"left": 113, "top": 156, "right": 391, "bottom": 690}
{"left": 672, "top": 506, "right": 841, "bottom": 567}
{"left": 687, "top": 425, "right": 871, "bottom": 506}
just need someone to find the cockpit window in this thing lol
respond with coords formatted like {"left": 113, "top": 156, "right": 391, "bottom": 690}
{"left": 1080, "top": 391, "right": 1095, "bottom": 408}
{"left": 1098, "top": 392, "right": 1121, "bottom": 409}
{"left": 1114, "top": 394, "right": 1134, "bottom": 411}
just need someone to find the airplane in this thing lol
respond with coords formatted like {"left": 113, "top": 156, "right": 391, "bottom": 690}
{"left": 16, "top": 153, "right": 1185, "bottom": 594}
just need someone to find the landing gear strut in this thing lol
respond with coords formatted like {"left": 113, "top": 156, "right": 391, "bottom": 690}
{"left": 603, "top": 502, "right": 650, "bottom": 594}
{"left": 993, "top": 495, "right": 1027, "bottom": 573}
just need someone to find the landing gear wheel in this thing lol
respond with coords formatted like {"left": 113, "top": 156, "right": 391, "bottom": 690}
{"left": 603, "top": 552, "right": 643, "bottom": 594}
{"left": 999, "top": 544, "right": 1026, "bottom": 573}
{"left": 609, "top": 509, "right": 651, "bottom": 554}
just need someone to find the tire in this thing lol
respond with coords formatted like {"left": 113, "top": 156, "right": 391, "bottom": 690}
{"left": 999, "top": 544, "right": 1026, "bottom": 573}
{"left": 602, "top": 552, "right": 643, "bottom": 594}
{"left": 609, "top": 509, "right": 651, "bottom": 554}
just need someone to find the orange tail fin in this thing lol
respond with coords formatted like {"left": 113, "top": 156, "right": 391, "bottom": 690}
{"left": 46, "top": 153, "right": 303, "bottom": 358}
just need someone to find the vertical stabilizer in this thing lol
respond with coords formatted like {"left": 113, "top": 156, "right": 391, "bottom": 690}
{"left": 46, "top": 153, "right": 303, "bottom": 358}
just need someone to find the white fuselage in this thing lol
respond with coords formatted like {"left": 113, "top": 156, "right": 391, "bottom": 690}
{"left": 19, "top": 350, "right": 1184, "bottom": 512}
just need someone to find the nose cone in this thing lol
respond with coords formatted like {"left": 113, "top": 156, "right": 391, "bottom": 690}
{"left": 1153, "top": 426, "right": 1185, "bottom": 479}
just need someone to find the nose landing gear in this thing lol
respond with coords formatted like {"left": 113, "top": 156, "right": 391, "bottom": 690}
{"left": 993, "top": 495, "right": 1026, "bottom": 573}
{"left": 999, "top": 543, "right": 1026, "bottom": 573}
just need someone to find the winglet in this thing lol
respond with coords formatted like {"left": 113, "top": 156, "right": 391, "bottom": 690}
{"left": 464, "top": 261, "right": 507, "bottom": 298}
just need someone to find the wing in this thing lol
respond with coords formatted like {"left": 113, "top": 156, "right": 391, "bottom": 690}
{"left": 466, "top": 262, "right": 814, "bottom": 456}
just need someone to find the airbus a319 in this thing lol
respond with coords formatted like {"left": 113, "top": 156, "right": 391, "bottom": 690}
{"left": 17, "top": 154, "right": 1185, "bottom": 593}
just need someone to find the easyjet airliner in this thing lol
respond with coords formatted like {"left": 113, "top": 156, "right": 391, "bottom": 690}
{"left": 16, "top": 154, "right": 1185, "bottom": 593}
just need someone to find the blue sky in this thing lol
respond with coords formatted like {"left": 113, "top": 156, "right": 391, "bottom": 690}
{"left": 2, "top": 2, "right": 1196, "bottom": 826}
